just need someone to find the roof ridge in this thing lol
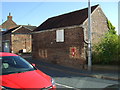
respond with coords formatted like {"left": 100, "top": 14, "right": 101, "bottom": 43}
{"left": 48, "top": 4, "right": 99, "bottom": 20}
{"left": 18, "top": 25, "right": 36, "bottom": 27}
{"left": 35, "top": 4, "right": 100, "bottom": 31}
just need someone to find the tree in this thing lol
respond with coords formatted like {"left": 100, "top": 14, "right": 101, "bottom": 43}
{"left": 107, "top": 20, "right": 116, "bottom": 34}
{"left": 92, "top": 20, "right": 119, "bottom": 65}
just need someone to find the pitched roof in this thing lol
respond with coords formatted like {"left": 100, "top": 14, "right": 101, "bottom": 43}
{"left": 21, "top": 25, "right": 37, "bottom": 31}
{"left": 2, "top": 26, "right": 20, "bottom": 35}
{"left": 2, "top": 20, "right": 17, "bottom": 30}
{"left": 2, "top": 14, "right": 17, "bottom": 30}
{"left": 34, "top": 4, "right": 99, "bottom": 31}
{"left": 2, "top": 25, "right": 36, "bottom": 35}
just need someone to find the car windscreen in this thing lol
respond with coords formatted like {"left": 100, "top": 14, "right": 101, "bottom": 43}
{"left": 0, "top": 56, "right": 35, "bottom": 75}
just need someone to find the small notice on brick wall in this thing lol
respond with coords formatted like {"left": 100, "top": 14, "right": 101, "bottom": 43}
{"left": 69, "top": 47, "right": 80, "bottom": 59}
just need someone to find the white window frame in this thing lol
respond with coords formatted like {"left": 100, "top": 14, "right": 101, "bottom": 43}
{"left": 56, "top": 29, "right": 64, "bottom": 42}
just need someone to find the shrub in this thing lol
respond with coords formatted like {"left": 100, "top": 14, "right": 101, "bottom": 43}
{"left": 92, "top": 20, "right": 120, "bottom": 65}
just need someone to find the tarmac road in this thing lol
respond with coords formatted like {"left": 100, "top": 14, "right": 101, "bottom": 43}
{"left": 35, "top": 63, "right": 119, "bottom": 89}
{"left": 22, "top": 55, "right": 119, "bottom": 90}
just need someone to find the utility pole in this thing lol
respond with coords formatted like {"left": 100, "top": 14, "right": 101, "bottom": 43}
{"left": 88, "top": 0, "right": 92, "bottom": 71}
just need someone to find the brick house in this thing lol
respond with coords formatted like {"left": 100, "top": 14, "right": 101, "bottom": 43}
{"left": 1, "top": 13, "right": 18, "bottom": 30}
{"left": 2, "top": 25, "right": 36, "bottom": 53}
{"left": 1, "top": 13, "right": 36, "bottom": 53}
{"left": 32, "top": 4, "right": 109, "bottom": 68}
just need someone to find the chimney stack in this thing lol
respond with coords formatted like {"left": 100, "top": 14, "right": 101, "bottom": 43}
{"left": 7, "top": 12, "right": 12, "bottom": 20}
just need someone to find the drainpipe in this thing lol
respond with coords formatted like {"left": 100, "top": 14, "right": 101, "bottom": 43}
{"left": 81, "top": 25, "right": 88, "bottom": 69}
{"left": 81, "top": 25, "right": 88, "bottom": 44}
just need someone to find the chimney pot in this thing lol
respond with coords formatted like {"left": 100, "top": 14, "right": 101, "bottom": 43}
{"left": 7, "top": 12, "right": 12, "bottom": 20}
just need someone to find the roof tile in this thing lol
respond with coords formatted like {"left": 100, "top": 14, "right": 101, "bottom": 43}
{"left": 34, "top": 4, "right": 99, "bottom": 31}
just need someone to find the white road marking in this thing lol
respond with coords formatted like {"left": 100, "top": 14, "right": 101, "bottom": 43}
{"left": 55, "top": 83, "right": 75, "bottom": 88}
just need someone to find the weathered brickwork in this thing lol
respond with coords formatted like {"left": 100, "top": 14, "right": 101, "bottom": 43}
{"left": 2, "top": 33, "right": 31, "bottom": 53}
{"left": 2, "top": 34, "right": 11, "bottom": 41}
{"left": 11, "top": 34, "right": 31, "bottom": 53}
{"left": 32, "top": 6, "right": 109, "bottom": 68}
{"left": 2, "top": 26, "right": 33, "bottom": 53}
{"left": 32, "top": 27, "right": 86, "bottom": 68}
{"left": 84, "top": 7, "right": 109, "bottom": 44}
{"left": 13, "top": 27, "right": 32, "bottom": 34}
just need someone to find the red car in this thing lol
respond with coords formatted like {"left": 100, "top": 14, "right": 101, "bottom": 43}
{"left": 0, "top": 52, "right": 56, "bottom": 90}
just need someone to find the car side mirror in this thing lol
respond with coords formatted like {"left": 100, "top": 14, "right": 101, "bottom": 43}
{"left": 32, "top": 63, "right": 36, "bottom": 67}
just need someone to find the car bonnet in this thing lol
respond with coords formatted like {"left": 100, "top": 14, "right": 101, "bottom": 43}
{"left": 2, "top": 70, "right": 52, "bottom": 89}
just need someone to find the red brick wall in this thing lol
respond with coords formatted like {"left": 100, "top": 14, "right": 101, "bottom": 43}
{"left": 32, "top": 6, "right": 109, "bottom": 68}
{"left": 32, "top": 27, "right": 86, "bottom": 68}
{"left": 11, "top": 34, "right": 32, "bottom": 53}
{"left": 2, "top": 34, "right": 32, "bottom": 53}
{"left": 2, "top": 27, "right": 33, "bottom": 53}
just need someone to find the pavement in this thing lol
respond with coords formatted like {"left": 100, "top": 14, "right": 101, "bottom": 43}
{"left": 21, "top": 54, "right": 119, "bottom": 81}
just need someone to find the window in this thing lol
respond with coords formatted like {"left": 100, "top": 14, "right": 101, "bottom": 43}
{"left": 56, "top": 29, "right": 64, "bottom": 42}
{"left": 1, "top": 56, "right": 35, "bottom": 75}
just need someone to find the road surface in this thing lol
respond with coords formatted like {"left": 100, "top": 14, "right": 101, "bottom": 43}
{"left": 35, "top": 64, "right": 119, "bottom": 89}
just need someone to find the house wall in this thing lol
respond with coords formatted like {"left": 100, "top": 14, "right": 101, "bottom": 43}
{"left": 2, "top": 27, "right": 32, "bottom": 53}
{"left": 2, "top": 33, "right": 11, "bottom": 41}
{"left": 11, "top": 34, "right": 32, "bottom": 53}
{"left": 32, "top": 6, "right": 109, "bottom": 68}
{"left": 2, "top": 34, "right": 11, "bottom": 52}
{"left": 11, "top": 27, "right": 32, "bottom": 53}
{"left": 32, "top": 27, "right": 86, "bottom": 68}
{"left": 83, "top": 6, "right": 109, "bottom": 45}
{"left": 13, "top": 27, "right": 32, "bottom": 34}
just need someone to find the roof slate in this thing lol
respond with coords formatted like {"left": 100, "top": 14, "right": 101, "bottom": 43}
{"left": 34, "top": 4, "right": 99, "bottom": 31}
